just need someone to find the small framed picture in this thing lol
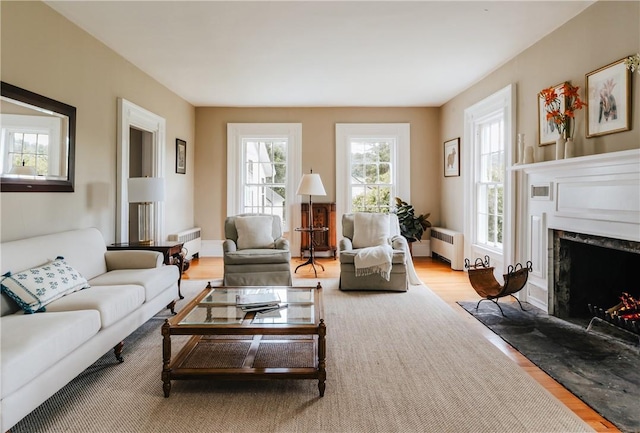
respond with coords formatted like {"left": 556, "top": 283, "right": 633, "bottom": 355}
{"left": 538, "top": 82, "right": 566, "bottom": 146}
{"left": 586, "top": 58, "right": 631, "bottom": 138}
{"left": 444, "top": 138, "right": 460, "bottom": 177}
{"left": 176, "top": 139, "right": 186, "bottom": 174}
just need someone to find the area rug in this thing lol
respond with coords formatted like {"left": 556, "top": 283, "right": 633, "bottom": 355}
{"left": 458, "top": 300, "right": 640, "bottom": 433}
{"left": 11, "top": 280, "right": 593, "bottom": 433}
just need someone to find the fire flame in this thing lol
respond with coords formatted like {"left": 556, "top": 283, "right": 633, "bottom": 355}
{"left": 607, "top": 292, "right": 640, "bottom": 321}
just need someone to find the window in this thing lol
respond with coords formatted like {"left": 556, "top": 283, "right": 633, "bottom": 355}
{"left": 464, "top": 84, "right": 514, "bottom": 267}
{"left": 242, "top": 139, "right": 287, "bottom": 219}
{"left": 1, "top": 114, "right": 63, "bottom": 177}
{"left": 475, "top": 115, "right": 504, "bottom": 249}
{"left": 227, "top": 124, "right": 302, "bottom": 232}
{"left": 4, "top": 131, "right": 49, "bottom": 175}
{"left": 350, "top": 139, "right": 393, "bottom": 213}
{"left": 336, "top": 124, "right": 410, "bottom": 218}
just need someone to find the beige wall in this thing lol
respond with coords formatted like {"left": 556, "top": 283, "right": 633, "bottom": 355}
{"left": 0, "top": 1, "right": 196, "bottom": 243}
{"left": 3, "top": 1, "right": 637, "bottom": 248}
{"left": 439, "top": 0, "right": 640, "bottom": 232}
{"left": 195, "top": 107, "right": 440, "bottom": 240}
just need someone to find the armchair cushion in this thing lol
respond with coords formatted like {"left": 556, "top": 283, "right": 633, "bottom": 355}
{"left": 352, "top": 213, "right": 390, "bottom": 248}
{"left": 235, "top": 216, "right": 275, "bottom": 249}
{"left": 224, "top": 249, "right": 291, "bottom": 265}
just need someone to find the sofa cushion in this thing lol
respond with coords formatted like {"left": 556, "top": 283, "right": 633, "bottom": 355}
{"left": 235, "top": 216, "right": 275, "bottom": 249}
{"left": 0, "top": 258, "right": 90, "bottom": 314}
{"left": 224, "top": 249, "right": 291, "bottom": 265}
{"left": 45, "top": 285, "right": 145, "bottom": 328}
{"left": 0, "top": 228, "right": 109, "bottom": 282}
{"left": 88, "top": 266, "right": 178, "bottom": 302}
{"left": 1, "top": 309, "right": 101, "bottom": 399}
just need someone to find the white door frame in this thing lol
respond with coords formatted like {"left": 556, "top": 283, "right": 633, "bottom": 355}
{"left": 116, "top": 98, "right": 166, "bottom": 243}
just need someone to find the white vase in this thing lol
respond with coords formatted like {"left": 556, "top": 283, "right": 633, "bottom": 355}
{"left": 516, "top": 133, "right": 525, "bottom": 164}
{"left": 564, "top": 138, "right": 575, "bottom": 158}
{"left": 555, "top": 137, "right": 566, "bottom": 160}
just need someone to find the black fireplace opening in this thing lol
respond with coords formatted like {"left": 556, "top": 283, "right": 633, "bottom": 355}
{"left": 553, "top": 231, "right": 640, "bottom": 319}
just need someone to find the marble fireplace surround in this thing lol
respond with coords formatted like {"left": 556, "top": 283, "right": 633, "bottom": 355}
{"left": 516, "top": 148, "right": 640, "bottom": 314}
{"left": 552, "top": 230, "right": 640, "bottom": 318}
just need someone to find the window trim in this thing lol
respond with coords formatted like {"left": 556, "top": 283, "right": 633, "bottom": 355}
{"left": 227, "top": 123, "right": 302, "bottom": 239}
{"left": 335, "top": 123, "right": 411, "bottom": 235}
{"left": 463, "top": 84, "right": 516, "bottom": 274}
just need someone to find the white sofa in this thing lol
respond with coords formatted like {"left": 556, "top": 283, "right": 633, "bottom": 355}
{"left": 0, "top": 228, "right": 180, "bottom": 432}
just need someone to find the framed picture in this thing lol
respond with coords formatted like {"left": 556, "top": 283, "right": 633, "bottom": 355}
{"left": 538, "top": 82, "right": 566, "bottom": 146}
{"left": 444, "top": 138, "right": 460, "bottom": 177}
{"left": 175, "top": 139, "right": 186, "bottom": 174}
{"left": 586, "top": 58, "right": 631, "bottom": 138}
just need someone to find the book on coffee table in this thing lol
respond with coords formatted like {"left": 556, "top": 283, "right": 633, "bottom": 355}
{"left": 236, "top": 292, "right": 281, "bottom": 308}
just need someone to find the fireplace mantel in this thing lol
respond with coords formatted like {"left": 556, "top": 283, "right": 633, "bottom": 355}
{"left": 513, "top": 148, "right": 640, "bottom": 312}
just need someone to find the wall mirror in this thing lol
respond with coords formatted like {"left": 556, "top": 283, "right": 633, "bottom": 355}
{"left": 0, "top": 82, "right": 76, "bottom": 192}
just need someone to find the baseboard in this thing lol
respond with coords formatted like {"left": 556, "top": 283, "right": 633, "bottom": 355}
{"left": 411, "top": 240, "right": 431, "bottom": 257}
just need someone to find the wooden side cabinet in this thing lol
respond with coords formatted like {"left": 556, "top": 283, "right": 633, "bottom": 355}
{"left": 301, "top": 202, "right": 337, "bottom": 259}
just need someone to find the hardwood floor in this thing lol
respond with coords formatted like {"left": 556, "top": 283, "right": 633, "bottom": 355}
{"left": 184, "top": 256, "right": 618, "bottom": 432}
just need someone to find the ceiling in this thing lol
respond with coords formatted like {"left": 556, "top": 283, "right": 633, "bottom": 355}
{"left": 46, "top": 1, "right": 594, "bottom": 107}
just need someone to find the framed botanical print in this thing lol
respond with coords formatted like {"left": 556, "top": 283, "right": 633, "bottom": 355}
{"left": 586, "top": 58, "right": 631, "bottom": 138}
{"left": 538, "top": 82, "right": 566, "bottom": 146}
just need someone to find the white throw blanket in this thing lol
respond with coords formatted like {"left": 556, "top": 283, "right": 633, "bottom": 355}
{"left": 354, "top": 244, "right": 394, "bottom": 281}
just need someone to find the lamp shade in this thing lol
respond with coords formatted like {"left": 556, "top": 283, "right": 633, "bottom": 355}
{"left": 296, "top": 173, "right": 326, "bottom": 196}
{"left": 9, "top": 164, "right": 36, "bottom": 176}
{"left": 128, "top": 177, "right": 165, "bottom": 203}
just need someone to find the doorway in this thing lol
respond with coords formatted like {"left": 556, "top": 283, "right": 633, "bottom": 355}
{"left": 116, "top": 98, "right": 166, "bottom": 243}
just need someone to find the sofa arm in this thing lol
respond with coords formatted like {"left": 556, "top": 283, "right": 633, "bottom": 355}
{"left": 275, "top": 238, "right": 289, "bottom": 250}
{"left": 339, "top": 238, "right": 353, "bottom": 251}
{"left": 223, "top": 239, "right": 237, "bottom": 253}
{"left": 105, "top": 250, "right": 163, "bottom": 271}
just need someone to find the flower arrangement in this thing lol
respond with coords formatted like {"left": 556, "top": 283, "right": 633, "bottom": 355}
{"left": 624, "top": 53, "right": 640, "bottom": 73}
{"left": 539, "top": 83, "right": 586, "bottom": 140}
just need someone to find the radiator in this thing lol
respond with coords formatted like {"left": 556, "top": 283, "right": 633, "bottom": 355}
{"left": 430, "top": 227, "right": 464, "bottom": 270}
{"left": 168, "top": 227, "right": 201, "bottom": 259}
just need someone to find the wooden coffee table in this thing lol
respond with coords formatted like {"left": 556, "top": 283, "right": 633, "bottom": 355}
{"left": 161, "top": 282, "right": 326, "bottom": 397}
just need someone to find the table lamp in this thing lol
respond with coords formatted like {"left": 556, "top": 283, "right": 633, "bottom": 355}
{"left": 128, "top": 177, "right": 165, "bottom": 245}
{"left": 296, "top": 171, "right": 327, "bottom": 229}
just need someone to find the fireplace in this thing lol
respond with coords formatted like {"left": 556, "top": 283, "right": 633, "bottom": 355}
{"left": 552, "top": 230, "right": 640, "bottom": 319}
{"left": 516, "top": 149, "right": 640, "bottom": 316}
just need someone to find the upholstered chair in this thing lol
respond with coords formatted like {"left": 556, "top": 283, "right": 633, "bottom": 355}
{"left": 223, "top": 214, "right": 292, "bottom": 286}
{"left": 339, "top": 213, "right": 409, "bottom": 291}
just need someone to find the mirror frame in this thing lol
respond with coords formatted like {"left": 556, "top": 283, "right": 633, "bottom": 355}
{"left": 1, "top": 81, "right": 76, "bottom": 192}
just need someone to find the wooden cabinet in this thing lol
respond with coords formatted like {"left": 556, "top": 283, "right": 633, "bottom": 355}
{"left": 300, "top": 202, "right": 336, "bottom": 259}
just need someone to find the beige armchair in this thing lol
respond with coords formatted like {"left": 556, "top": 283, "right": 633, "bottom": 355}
{"left": 339, "top": 213, "right": 409, "bottom": 292}
{"left": 223, "top": 214, "right": 292, "bottom": 286}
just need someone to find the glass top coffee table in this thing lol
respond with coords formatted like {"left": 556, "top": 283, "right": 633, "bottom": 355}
{"left": 161, "top": 282, "right": 326, "bottom": 397}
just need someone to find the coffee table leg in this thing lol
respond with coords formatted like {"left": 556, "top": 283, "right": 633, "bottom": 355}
{"left": 161, "top": 320, "right": 172, "bottom": 397}
{"left": 318, "top": 319, "right": 326, "bottom": 397}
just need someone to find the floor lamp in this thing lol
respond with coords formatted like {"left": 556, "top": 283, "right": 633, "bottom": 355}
{"left": 128, "top": 177, "right": 165, "bottom": 245}
{"left": 295, "top": 171, "right": 326, "bottom": 276}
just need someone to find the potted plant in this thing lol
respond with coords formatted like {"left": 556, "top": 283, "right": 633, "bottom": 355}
{"left": 393, "top": 197, "right": 431, "bottom": 250}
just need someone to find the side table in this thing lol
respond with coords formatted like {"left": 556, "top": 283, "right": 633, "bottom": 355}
{"left": 294, "top": 227, "right": 328, "bottom": 278}
{"left": 108, "top": 241, "right": 185, "bottom": 299}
